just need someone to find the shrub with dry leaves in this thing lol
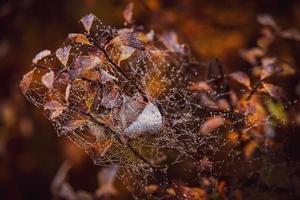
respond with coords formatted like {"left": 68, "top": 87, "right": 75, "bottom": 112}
{"left": 20, "top": 3, "right": 299, "bottom": 200}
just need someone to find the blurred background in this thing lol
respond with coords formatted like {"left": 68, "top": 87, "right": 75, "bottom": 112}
{"left": 1, "top": 0, "right": 300, "bottom": 199}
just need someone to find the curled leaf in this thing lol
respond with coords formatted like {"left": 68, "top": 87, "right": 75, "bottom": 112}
{"left": 44, "top": 100, "right": 66, "bottom": 120}
{"left": 200, "top": 116, "right": 225, "bottom": 134}
{"left": 68, "top": 33, "right": 91, "bottom": 45}
{"left": 32, "top": 49, "right": 51, "bottom": 64}
{"left": 229, "top": 71, "right": 251, "bottom": 90}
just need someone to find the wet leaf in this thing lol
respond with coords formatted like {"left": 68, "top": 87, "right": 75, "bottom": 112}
{"left": 68, "top": 33, "right": 91, "bottom": 45}
{"left": 56, "top": 45, "right": 71, "bottom": 67}
{"left": 44, "top": 100, "right": 66, "bottom": 120}
{"left": 229, "top": 71, "right": 251, "bottom": 89}
{"left": 41, "top": 70, "right": 55, "bottom": 89}
{"left": 200, "top": 116, "right": 225, "bottom": 134}
{"left": 20, "top": 68, "right": 35, "bottom": 94}
{"left": 118, "top": 45, "right": 135, "bottom": 64}
{"left": 63, "top": 119, "right": 88, "bottom": 133}
{"left": 80, "top": 13, "right": 95, "bottom": 34}
{"left": 94, "top": 139, "right": 113, "bottom": 157}
{"left": 108, "top": 28, "right": 145, "bottom": 50}
{"left": 188, "top": 81, "right": 211, "bottom": 91}
{"left": 65, "top": 83, "right": 71, "bottom": 104}
{"left": 32, "top": 49, "right": 51, "bottom": 64}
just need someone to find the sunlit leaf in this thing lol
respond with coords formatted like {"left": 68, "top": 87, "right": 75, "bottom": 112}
{"left": 266, "top": 100, "right": 287, "bottom": 124}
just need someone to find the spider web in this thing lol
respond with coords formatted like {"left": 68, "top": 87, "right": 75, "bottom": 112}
{"left": 20, "top": 13, "right": 297, "bottom": 199}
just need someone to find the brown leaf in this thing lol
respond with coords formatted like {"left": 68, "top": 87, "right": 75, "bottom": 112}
{"left": 109, "top": 28, "right": 145, "bottom": 50}
{"left": 229, "top": 71, "right": 251, "bottom": 89}
{"left": 244, "top": 140, "right": 257, "bottom": 159}
{"left": 200, "top": 116, "right": 225, "bottom": 134}
{"left": 257, "top": 14, "right": 279, "bottom": 30}
{"left": 20, "top": 69, "right": 35, "bottom": 94}
{"left": 280, "top": 28, "right": 300, "bottom": 41}
{"left": 94, "top": 139, "right": 113, "bottom": 157}
{"left": 262, "top": 83, "right": 284, "bottom": 100}
{"left": 261, "top": 63, "right": 282, "bottom": 80}
{"left": 44, "top": 100, "right": 66, "bottom": 120}
{"left": 32, "top": 49, "right": 51, "bottom": 64}
{"left": 173, "top": 181, "right": 206, "bottom": 200}
{"left": 80, "top": 13, "right": 95, "bottom": 34}
{"left": 118, "top": 45, "right": 135, "bottom": 64}
{"left": 64, "top": 119, "right": 88, "bottom": 133}
{"left": 123, "top": 2, "right": 134, "bottom": 24}
{"left": 41, "top": 70, "right": 55, "bottom": 89}
{"left": 56, "top": 45, "right": 71, "bottom": 67}
{"left": 51, "top": 161, "right": 72, "bottom": 196}
{"left": 240, "top": 48, "right": 264, "bottom": 65}
{"left": 65, "top": 83, "right": 71, "bottom": 104}
{"left": 257, "top": 28, "right": 275, "bottom": 50}
{"left": 95, "top": 165, "right": 118, "bottom": 197}
{"left": 188, "top": 81, "right": 211, "bottom": 91}
{"left": 159, "top": 31, "right": 184, "bottom": 53}
{"left": 68, "top": 33, "right": 91, "bottom": 45}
